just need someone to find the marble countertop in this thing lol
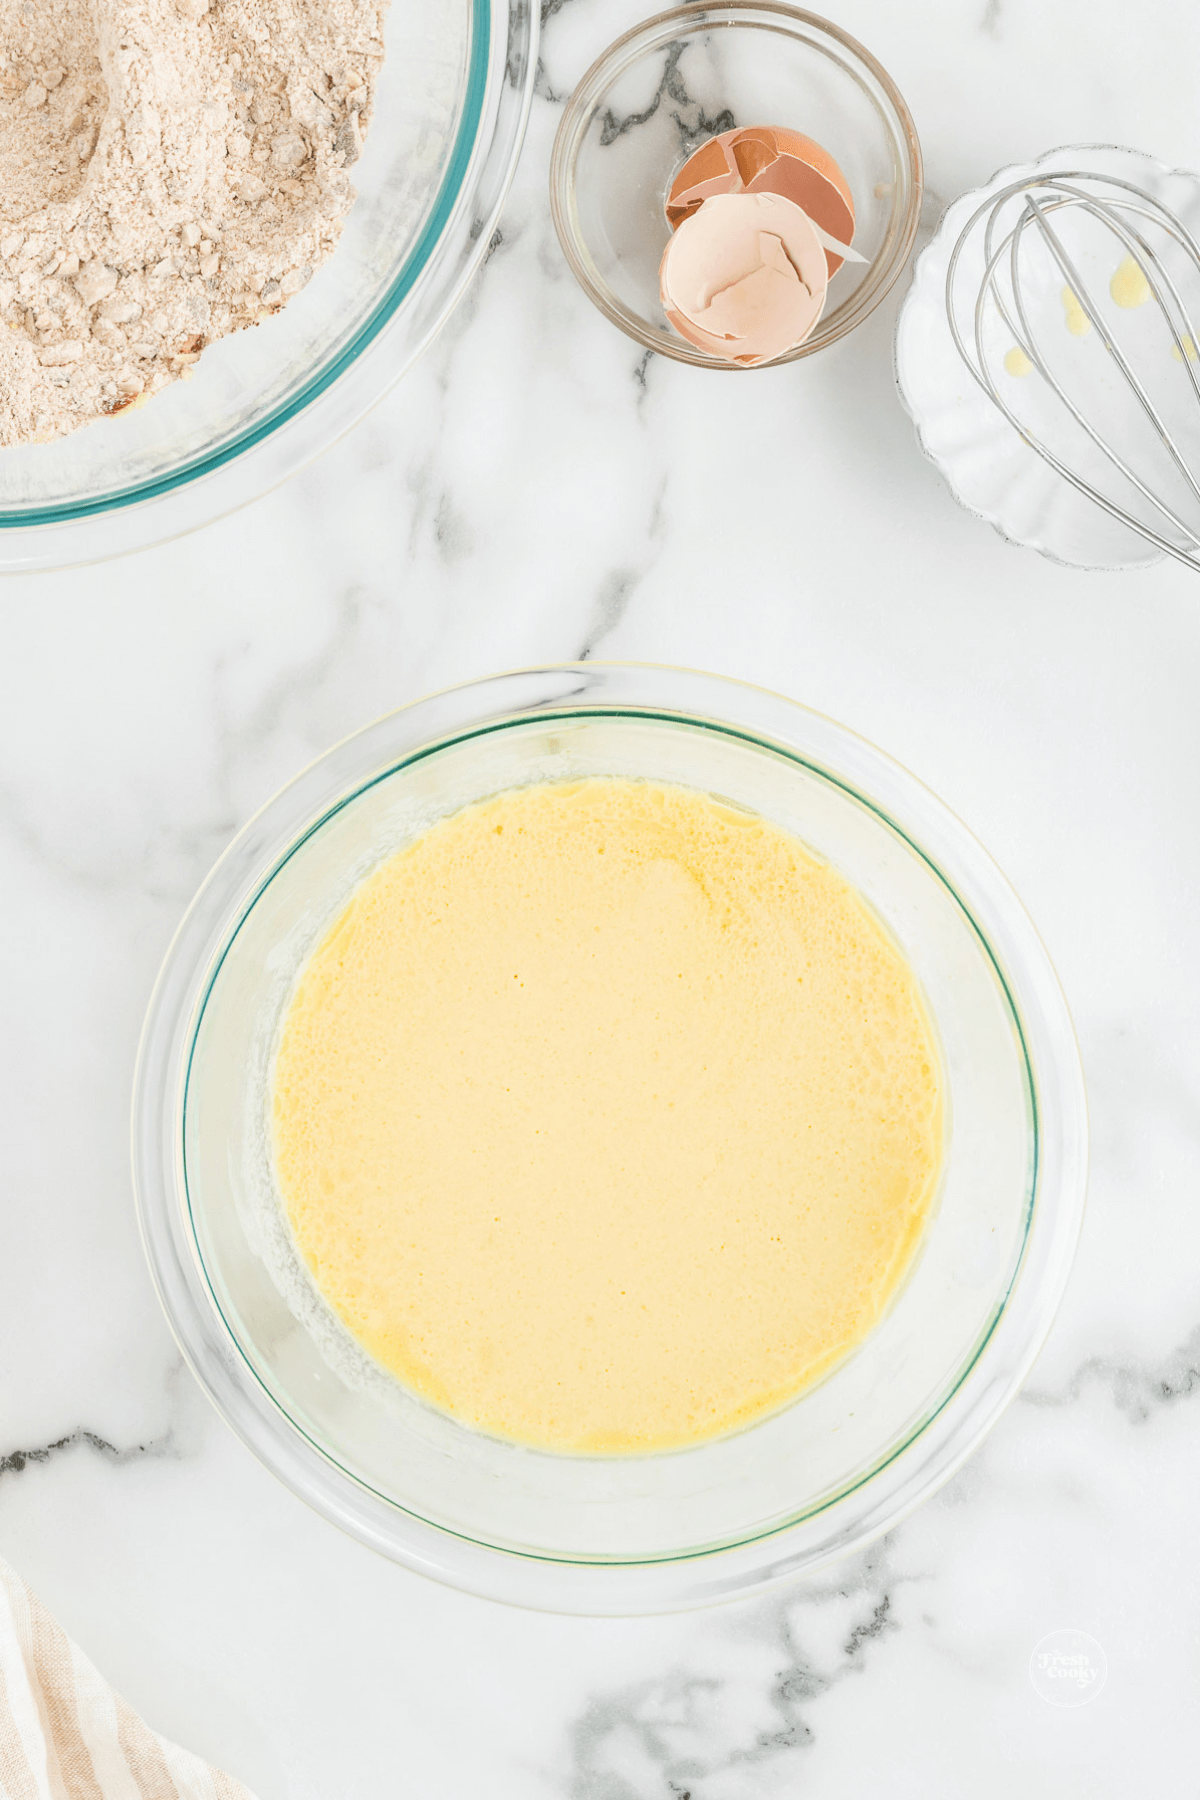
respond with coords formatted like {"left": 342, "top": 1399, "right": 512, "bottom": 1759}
{"left": 3, "top": 0, "right": 1199, "bottom": 1793}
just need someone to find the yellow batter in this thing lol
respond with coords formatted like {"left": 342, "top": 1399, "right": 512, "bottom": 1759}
{"left": 272, "top": 778, "right": 943, "bottom": 1453}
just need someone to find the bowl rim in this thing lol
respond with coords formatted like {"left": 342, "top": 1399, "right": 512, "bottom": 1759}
{"left": 0, "top": 0, "right": 538, "bottom": 568}
{"left": 548, "top": 1, "right": 924, "bottom": 369}
{"left": 132, "top": 663, "right": 1088, "bottom": 1613}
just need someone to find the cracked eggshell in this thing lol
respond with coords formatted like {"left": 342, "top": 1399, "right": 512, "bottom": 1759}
{"left": 659, "top": 190, "right": 829, "bottom": 366}
{"left": 666, "top": 126, "right": 855, "bottom": 277}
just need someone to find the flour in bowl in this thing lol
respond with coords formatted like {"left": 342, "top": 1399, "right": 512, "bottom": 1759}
{"left": 0, "top": 0, "right": 387, "bottom": 444}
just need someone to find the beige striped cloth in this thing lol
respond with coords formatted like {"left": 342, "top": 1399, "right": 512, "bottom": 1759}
{"left": 0, "top": 1556, "right": 254, "bottom": 1800}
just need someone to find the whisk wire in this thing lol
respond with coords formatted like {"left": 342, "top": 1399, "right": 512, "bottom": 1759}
{"left": 1012, "top": 196, "right": 1200, "bottom": 541}
{"left": 944, "top": 167, "right": 1200, "bottom": 572}
{"left": 1020, "top": 193, "right": 1200, "bottom": 502}
{"left": 965, "top": 220, "right": 1200, "bottom": 558}
{"left": 973, "top": 188, "right": 1200, "bottom": 543}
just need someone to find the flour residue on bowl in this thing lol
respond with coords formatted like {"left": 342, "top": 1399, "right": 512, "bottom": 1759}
{"left": 270, "top": 777, "right": 945, "bottom": 1455}
{"left": 0, "top": 0, "right": 387, "bottom": 443}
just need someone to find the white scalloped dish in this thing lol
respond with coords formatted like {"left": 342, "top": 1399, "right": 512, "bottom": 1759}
{"left": 895, "top": 144, "right": 1200, "bottom": 571}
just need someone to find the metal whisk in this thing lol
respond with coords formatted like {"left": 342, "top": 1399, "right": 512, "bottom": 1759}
{"left": 945, "top": 168, "right": 1200, "bottom": 573}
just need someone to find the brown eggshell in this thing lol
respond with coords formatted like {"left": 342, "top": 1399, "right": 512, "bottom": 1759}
{"left": 666, "top": 126, "right": 855, "bottom": 277}
{"left": 659, "top": 190, "right": 829, "bottom": 366}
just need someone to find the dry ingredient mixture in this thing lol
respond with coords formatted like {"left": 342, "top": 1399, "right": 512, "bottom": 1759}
{"left": 0, "top": 0, "right": 387, "bottom": 444}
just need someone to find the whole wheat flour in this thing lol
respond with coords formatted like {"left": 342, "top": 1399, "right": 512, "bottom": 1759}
{"left": 0, "top": 0, "right": 387, "bottom": 444}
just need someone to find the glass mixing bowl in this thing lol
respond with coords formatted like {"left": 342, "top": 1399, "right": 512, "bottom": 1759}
{"left": 133, "top": 665, "right": 1087, "bottom": 1614}
{"left": 0, "top": 0, "right": 536, "bottom": 572}
{"left": 549, "top": 4, "right": 922, "bottom": 368}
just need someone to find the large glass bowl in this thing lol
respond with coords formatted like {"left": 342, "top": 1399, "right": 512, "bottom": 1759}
{"left": 0, "top": 0, "right": 536, "bottom": 572}
{"left": 132, "top": 665, "right": 1087, "bottom": 1614}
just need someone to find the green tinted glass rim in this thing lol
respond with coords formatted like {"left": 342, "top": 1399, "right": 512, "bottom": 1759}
{"left": 181, "top": 706, "right": 1040, "bottom": 1568}
{"left": 0, "top": 0, "right": 491, "bottom": 530}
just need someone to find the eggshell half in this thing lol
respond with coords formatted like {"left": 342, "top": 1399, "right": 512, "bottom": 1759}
{"left": 666, "top": 126, "right": 856, "bottom": 277}
{"left": 659, "top": 190, "right": 829, "bottom": 365}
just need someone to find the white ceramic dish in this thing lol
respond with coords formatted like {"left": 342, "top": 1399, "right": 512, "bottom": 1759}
{"left": 133, "top": 665, "right": 1088, "bottom": 1614}
{"left": 895, "top": 144, "right": 1200, "bottom": 571}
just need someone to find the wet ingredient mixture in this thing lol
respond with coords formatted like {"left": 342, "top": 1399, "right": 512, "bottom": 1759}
{"left": 272, "top": 778, "right": 944, "bottom": 1454}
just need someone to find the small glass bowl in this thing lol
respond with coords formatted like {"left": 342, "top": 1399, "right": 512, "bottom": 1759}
{"left": 549, "top": 3, "right": 922, "bottom": 368}
{"left": 133, "top": 665, "right": 1087, "bottom": 1614}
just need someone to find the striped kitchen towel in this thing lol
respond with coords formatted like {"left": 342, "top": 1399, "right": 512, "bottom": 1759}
{"left": 0, "top": 1554, "right": 254, "bottom": 1800}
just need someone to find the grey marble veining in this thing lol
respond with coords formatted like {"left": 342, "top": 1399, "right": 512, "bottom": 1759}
{"left": 0, "top": 1429, "right": 176, "bottom": 1484}
{"left": 568, "top": 1551, "right": 903, "bottom": 1798}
